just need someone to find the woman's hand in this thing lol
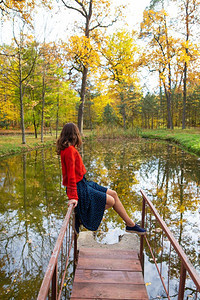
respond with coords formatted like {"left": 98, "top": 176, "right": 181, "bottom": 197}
{"left": 68, "top": 199, "right": 78, "bottom": 208}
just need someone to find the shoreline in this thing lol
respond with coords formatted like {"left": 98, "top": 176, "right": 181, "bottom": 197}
{"left": 0, "top": 128, "right": 200, "bottom": 158}
{"left": 141, "top": 129, "right": 200, "bottom": 157}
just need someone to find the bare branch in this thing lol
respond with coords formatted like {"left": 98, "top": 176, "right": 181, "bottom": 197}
{"left": 12, "top": 19, "right": 19, "bottom": 47}
{"left": 61, "top": 0, "right": 86, "bottom": 17}
{"left": 72, "top": 64, "right": 83, "bottom": 72}
{"left": 22, "top": 52, "right": 37, "bottom": 82}
{"left": 0, "top": 0, "right": 21, "bottom": 14}
{"left": 0, "top": 52, "right": 15, "bottom": 57}
{"left": 88, "top": 0, "right": 92, "bottom": 20}
{"left": 89, "top": 13, "right": 119, "bottom": 32}
{"left": 75, "top": 0, "right": 88, "bottom": 17}
{"left": 1, "top": 73, "right": 19, "bottom": 87}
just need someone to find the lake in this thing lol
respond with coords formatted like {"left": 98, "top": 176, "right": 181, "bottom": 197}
{"left": 0, "top": 139, "right": 199, "bottom": 299}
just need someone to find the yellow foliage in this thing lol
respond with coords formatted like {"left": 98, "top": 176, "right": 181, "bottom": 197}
{"left": 179, "top": 205, "right": 185, "bottom": 213}
{"left": 0, "top": 97, "right": 19, "bottom": 124}
{"left": 92, "top": 93, "right": 112, "bottom": 121}
{"left": 157, "top": 189, "right": 164, "bottom": 198}
{"left": 0, "top": 0, "right": 52, "bottom": 22}
{"left": 66, "top": 35, "right": 100, "bottom": 69}
{"left": 102, "top": 30, "right": 139, "bottom": 85}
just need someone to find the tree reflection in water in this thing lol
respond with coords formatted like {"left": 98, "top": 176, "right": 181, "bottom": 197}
{"left": 0, "top": 139, "right": 199, "bottom": 299}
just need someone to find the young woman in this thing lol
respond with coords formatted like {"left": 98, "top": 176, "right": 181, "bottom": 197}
{"left": 56, "top": 122, "right": 146, "bottom": 235}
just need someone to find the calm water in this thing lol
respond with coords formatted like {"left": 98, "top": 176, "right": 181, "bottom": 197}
{"left": 0, "top": 139, "right": 199, "bottom": 299}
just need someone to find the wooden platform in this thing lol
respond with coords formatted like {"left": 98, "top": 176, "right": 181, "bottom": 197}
{"left": 71, "top": 247, "right": 149, "bottom": 299}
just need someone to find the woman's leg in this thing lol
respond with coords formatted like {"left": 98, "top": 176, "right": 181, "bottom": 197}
{"left": 106, "top": 189, "right": 135, "bottom": 227}
{"left": 105, "top": 193, "right": 115, "bottom": 210}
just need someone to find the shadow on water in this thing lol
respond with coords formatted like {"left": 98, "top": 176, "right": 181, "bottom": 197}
{"left": 0, "top": 139, "right": 199, "bottom": 299}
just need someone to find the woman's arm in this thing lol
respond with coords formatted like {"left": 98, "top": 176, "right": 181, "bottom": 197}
{"left": 68, "top": 199, "right": 78, "bottom": 208}
{"left": 65, "top": 147, "right": 79, "bottom": 200}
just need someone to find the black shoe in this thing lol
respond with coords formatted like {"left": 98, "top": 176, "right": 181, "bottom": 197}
{"left": 126, "top": 223, "right": 146, "bottom": 235}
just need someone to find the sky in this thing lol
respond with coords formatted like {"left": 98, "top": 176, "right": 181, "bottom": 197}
{"left": 1, "top": 0, "right": 157, "bottom": 93}
{"left": 31, "top": 0, "right": 151, "bottom": 43}
{"left": 1, "top": 0, "right": 151, "bottom": 43}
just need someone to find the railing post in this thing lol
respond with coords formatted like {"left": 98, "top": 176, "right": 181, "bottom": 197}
{"left": 140, "top": 196, "right": 146, "bottom": 268}
{"left": 73, "top": 232, "right": 78, "bottom": 274}
{"left": 52, "top": 263, "right": 58, "bottom": 300}
{"left": 178, "top": 262, "right": 186, "bottom": 300}
{"left": 73, "top": 212, "right": 78, "bottom": 275}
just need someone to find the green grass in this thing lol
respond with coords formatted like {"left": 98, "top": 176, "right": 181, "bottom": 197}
{"left": 84, "top": 127, "right": 200, "bottom": 156}
{"left": 141, "top": 128, "right": 200, "bottom": 156}
{"left": 84, "top": 126, "right": 141, "bottom": 140}
{"left": 1, "top": 127, "right": 200, "bottom": 157}
{"left": 0, "top": 134, "right": 56, "bottom": 157}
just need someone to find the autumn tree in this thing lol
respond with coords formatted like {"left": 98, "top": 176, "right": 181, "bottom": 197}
{"left": 0, "top": 0, "right": 51, "bottom": 22}
{"left": 140, "top": 9, "right": 179, "bottom": 129}
{"left": 175, "top": 0, "right": 200, "bottom": 128}
{"left": 100, "top": 30, "right": 141, "bottom": 129}
{"left": 60, "top": 0, "right": 123, "bottom": 134}
{"left": 103, "top": 104, "right": 117, "bottom": 126}
{"left": 38, "top": 42, "right": 56, "bottom": 143}
{"left": 0, "top": 20, "right": 38, "bottom": 143}
{"left": 24, "top": 41, "right": 80, "bottom": 138}
{"left": 148, "top": 0, "right": 200, "bottom": 128}
{"left": 140, "top": 93, "right": 159, "bottom": 129}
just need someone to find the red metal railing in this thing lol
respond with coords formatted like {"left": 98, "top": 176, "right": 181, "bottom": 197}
{"left": 140, "top": 190, "right": 200, "bottom": 300}
{"left": 37, "top": 204, "right": 77, "bottom": 300}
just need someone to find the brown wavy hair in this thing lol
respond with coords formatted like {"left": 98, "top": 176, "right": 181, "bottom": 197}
{"left": 56, "top": 123, "right": 82, "bottom": 154}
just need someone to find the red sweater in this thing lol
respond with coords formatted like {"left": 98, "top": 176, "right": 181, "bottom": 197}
{"left": 61, "top": 145, "right": 86, "bottom": 200}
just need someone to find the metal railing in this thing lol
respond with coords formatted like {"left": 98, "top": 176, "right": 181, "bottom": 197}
{"left": 140, "top": 190, "right": 200, "bottom": 300}
{"left": 37, "top": 204, "right": 77, "bottom": 300}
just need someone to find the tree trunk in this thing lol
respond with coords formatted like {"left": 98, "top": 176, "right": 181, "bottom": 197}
{"left": 19, "top": 51, "right": 26, "bottom": 144}
{"left": 78, "top": 66, "right": 88, "bottom": 134}
{"left": 163, "top": 15, "right": 173, "bottom": 129}
{"left": 167, "top": 63, "right": 173, "bottom": 129}
{"left": 41, "top": 74, "right": 45, "bottom": 142}
{"left": 122, "top": 107, "right": 126, "bottom": 130}
{"left": 49, "top": 122, "right": 52, "bottom": 136}
{"left": 182, "top": 63, "right": 187, "bottom": 129}
{"left": 33, "top": 112, "right": 37, "bottom": 138}
{"left": 144, "top": 112, "right": 147, "bottom": 129}
{"left": 120, "top": 93, "right": 126, "bottom": 130}
{"left": 77, "top": 2, "right": 92, "bottom": 134}
{"left": 56, "top": 91, "right": 59, "bottom": 139}
{"left": 163, "top": 83, "right": 173, "bottom": 129}
{"left": 182, "top": 0, "right": 189, "bottom": 129}
{"left": 159, "top": 75, "right": 163, "bottom": 128}
{"left": 167, "top": 93, "right": 173, "bottom": 129}
{"left": 88, "top": 101, "right": 93, "bottom": 131}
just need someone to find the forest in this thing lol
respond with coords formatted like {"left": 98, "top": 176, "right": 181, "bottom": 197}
{"left": 0, "top": 0, "right": 200, "bottom": 143}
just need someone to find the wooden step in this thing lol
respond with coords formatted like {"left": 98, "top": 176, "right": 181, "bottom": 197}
{"left": 71, "top": 248, "right": 148, "bottom": 299}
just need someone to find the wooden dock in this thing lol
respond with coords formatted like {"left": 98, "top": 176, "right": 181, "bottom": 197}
{"left": 71, "top": 247, "right": 149, "bottom": 299}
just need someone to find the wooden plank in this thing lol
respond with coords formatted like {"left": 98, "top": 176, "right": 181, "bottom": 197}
{"left": 71, "top": 248, "right": 148, "bottom": 299}
{"left": 77, "top": 257, "right": 142, "bottom": 272}
{"left": 79, "top": 248, "right": 138, "bottom": 259}
{"left": 72, "top": 298, "right": 147, "bottom": 300}
{"left": 74, "top": 269, "right": 144, "bottom": 284}
{"left": 71, "top": 282, "right": 148, "bottom": 299}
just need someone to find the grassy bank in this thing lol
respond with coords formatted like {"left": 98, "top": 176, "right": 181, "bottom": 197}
{"left": 84, "top": 126, "right": 141, "bottom": 140}
{"left": 141, "top": 128, "right": 200, "bottom": 156}
{"left": 85, "top": 127, "right": 200, "bottom": 156}
{"left": 0, "top": 127, "right": 199, "bottom": 157}
{"left": 0, "top": 134, "right": 56, "bottom": 157}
